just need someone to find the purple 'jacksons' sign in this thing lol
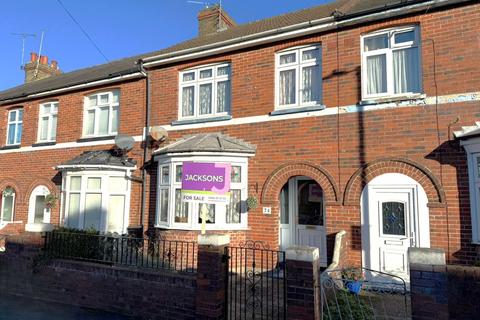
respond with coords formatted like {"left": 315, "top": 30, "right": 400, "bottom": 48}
{"left": 181, "top": 162, "right": 231, "bottom": 204}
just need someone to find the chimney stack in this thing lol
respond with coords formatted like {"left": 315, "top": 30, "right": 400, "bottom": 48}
{"left": 24, "top": 52, "right": 62, "bottom": 83}
{"left": 197, "top": 4, "right": 236, "bottom": 37}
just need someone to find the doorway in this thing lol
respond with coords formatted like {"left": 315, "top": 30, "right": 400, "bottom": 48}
{"left": 28, "top": 186, "right": 51, "bottom": 225}
{"left": 279, "top": 177, "right": 327, "bottom": 265}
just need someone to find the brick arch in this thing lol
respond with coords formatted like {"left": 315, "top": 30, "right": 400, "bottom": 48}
{"left": 24, "top": 178, "right": 59, "bottom": 204}
{"left": 0, "top": 178, "right": 22, "bottom": 202}
{"left": 261, "top": 162, "right": 340, "bottom": 205}
{"left": 343, "top": 158, "right": 446, "bottom": 206}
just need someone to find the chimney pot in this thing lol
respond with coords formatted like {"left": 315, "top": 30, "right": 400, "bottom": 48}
{"left": 51, "top": 60, "right": 58, "bottom": 69}
{"left": 39, "top": 55, "right": 48, "bottom": 65}
{"left": 30, "top": 52, "right": 38, "bottom": 63}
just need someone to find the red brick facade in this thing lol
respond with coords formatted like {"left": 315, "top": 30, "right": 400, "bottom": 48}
{"left": 0, "top": 2, "right": 479, "bottom": 267}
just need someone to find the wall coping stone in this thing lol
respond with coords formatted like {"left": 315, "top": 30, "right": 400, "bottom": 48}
{"left": 198, "top": 234, "right": 230, "bottom": 246}
{"left": 286, "top": 246, "right": 319, "bottom": 262}
{"left": 409, "top": 247, "right": 446, "bottom": 266}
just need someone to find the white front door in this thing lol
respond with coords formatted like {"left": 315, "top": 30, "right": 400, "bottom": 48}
{"left": 280, "top": 177, "right": 327, "bottom": 266}
{"left": 362, "top": 173, "right": 430, "bottom": 281}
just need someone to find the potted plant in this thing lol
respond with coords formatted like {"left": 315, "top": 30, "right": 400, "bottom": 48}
{"left": 246, "top": 195, "right": 258, "bottom": 211}
{"left": 341, "top": 267, "right": 365, "bottom": 294}
{"left": 45, "top": 194, "right": 58, "bottom": 210}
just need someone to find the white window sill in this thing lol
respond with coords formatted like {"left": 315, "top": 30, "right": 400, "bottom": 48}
{"left": 77, "top": 135, "right": 116, "bottom": 143}
{"left": 271, "top": 104, "right": 325, "bottom": 116}
{"left": 172, "top": 115, "right": 232, "bottom": 126}
{"left": 360, "top": 93, "right": 426, "bottom": 105}
{"left": 154, "top": 224, "right": 249, "bottom": 231}
{"left": 33, "top": 141, "right": 56, "bottom": 147}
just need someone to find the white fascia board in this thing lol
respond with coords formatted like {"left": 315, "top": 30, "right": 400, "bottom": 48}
{"left": 55, "top": 164, "right": 136, "bottom": 171}
{"left": 153, "top": 151, "right": 255, "bottom": 161}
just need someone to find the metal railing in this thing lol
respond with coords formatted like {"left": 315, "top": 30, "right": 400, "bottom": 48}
{"left": 44, "top": 231, "right": 197, "bottom": 273}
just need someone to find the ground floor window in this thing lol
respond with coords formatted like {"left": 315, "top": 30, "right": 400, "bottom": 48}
{"left": 62, "top": 171, "right": 131, "bottom": 234}
{"left": 1, "top": 187, "right": 15, "bottom": 222}
{"left": 155, "top": 157, "right": 248, "bottom": 230}
{"left": 28, "top": 185, "right": 51, "bottom": 224}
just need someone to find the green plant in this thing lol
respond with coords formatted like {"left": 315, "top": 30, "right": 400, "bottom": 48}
{"left": 45, "top": 194, "right": 58, "bottom": 209}
{"left": 341, "top": 267, "right": 365, "bottom": 281}
{"left": 324, "top": 292, "right": 374, "bottom": 320}
{"left": 246, "top": 195, "right": 258, "bottom": 210}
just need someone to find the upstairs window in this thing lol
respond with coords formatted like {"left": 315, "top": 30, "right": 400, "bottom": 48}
{"left": 38, "top": 102, "right": 58, "bottom": 142}
{"left": 83, "top": 91, "right": 119, "bottom": 137}
{"left": 6, "top": 109, "right": 23, "bottom": 146}
{"left": 275, "top": 45, "right": 322, "bottom": 109}
{"left": 361, "top": 26, "right": 421, "bottom": 100}
{"left": 179, "top": 63, "right": 231, "bottom": 120}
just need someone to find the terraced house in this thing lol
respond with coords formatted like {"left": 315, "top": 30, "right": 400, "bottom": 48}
{"left": 0, "top": 0, "right": 479, "bottom": 283}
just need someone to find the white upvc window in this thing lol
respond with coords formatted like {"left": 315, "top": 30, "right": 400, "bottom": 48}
{"left": 361, "top": 26, "right": 422, "bottom": 100}
{"left": 6, "top": 109, "right": 23, "bottom": 146}
{"left": 62, "top": 171, "right": 131, "bottom": 234}
{"left": 1, "top": 187, "right": 15, "bottom": 223}
{"left": 179, "top": 63, "right": 231, "bottom": 120}
{"left": 275, "top": 45, "right": 322, "bottom": 109}
{"left": 38, "top": 101, "right": 58, "bottom": 142}
{"left": 83, "top": 91, "right": 119, "bottom": 137}
{"left": 463, "top": 139, "right": 480, "bottom": 243}
{"left": 156, "top": 156, "right": 248, "bottom": 230}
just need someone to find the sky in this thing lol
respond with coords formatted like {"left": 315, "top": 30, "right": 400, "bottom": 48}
{"left": 0, "top": 0, "right": 332, "bottom": 91}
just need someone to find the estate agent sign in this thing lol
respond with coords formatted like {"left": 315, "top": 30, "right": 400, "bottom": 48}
{"left": 181, "top": 162, "right": 231, "bottom": 204}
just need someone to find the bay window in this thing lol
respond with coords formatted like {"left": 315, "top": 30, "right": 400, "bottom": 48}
{"left": 6, "top": 109, "right": 23, "bottom": 145}
{"left": 83, "top": 90, "right": 119, "bottom": 137}
{"left": 275, "top": 45, "right": 322, "bottom": 109}
{"left": 38, "top": 101, "right": 58, "bottom": 142}
{"left": 361, "top": 26, "right": 422, "bottom": 100}
{"left": 155, "top": 157, "right": 248, "bottom": 230}
{"left": 179, "top": 63, "right": 231, "bottom": 120}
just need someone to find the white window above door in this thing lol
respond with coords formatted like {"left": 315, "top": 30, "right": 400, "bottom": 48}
{"left": 83, "top": 90, "right": 119, "bottom": 137}
{"left": 38, "top": 101, "right": 58, "bottom": 142}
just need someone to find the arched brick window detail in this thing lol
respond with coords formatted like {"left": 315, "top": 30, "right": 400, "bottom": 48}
{"left": 262, "top": 162, "right": 340, "bottom": 205}
{"left": 0, "top": 179, "right": 22, "bottom": 203}
{"left": 25, "top": 179, "right": 58, "bottom": 203}
{"left": 343, "top": 158, "right": 446, "bottom": 206}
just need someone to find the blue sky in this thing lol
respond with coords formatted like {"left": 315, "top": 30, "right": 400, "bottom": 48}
{"left": 0, "top": 0, "right": 332, "bottom": 91}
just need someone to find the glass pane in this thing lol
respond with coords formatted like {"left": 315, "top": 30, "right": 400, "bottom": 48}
{"left": 111, "top": 106, "right": 119, "bottom": 133}
{"left": 70, "top": 176, "right": 81, "bottom": 191}
{"left": 366, "top": 54, "right": 387, "bottom": 95}
{"left": 160, "top": 189, "right": 168, "bottom": 222}
{"left": 217, "top": 80, "right": 231, "bottom": 113}
{"left": 182, "top": 86, "right": 195, "bottom": 117}
{"left": 199, "top": 83, "right": 212, "bottom": 115}
{"left": 43, "top": 105, "right": 51, "bottom": 114}
{"left": 86, "top": 110, "right": 95, "bottom": 135}
{"left": 84, "top": 193, "right": 102, "bottom": 230}
{"left": 40, "top": 117, "right": 49, "bottom": 140}
{"left": 200, "top": 69, "right": 212, "bottom": 79}
{"left": 9, "top": 111, "right": 16, "bottom": 122}
{"left": 280, "top": 53, "right": 296, "bottom": 64}
{"left": 394, "top": 30, "right": 415, "bottom": 44}
{"left": 198, "top": 203, "right": 215, "bottom": 224}
{"left": 34, "top": 195, "right": 46, "bottom": 223}
{"left": 226, "top": 189, "right": 241, "bottom": 224}
{"left": 393, "top": 47, "right": 420, "bottom": 94}
{"left": 98, "top": 107, "right": 109, "bottom": 135}
{"left": 382, "top": 202, "right": 406, "bottom": 236}
{"left": 7, "top": 124, "right": 16, "bottom": 145}
{"left": 231, "top": 166, "right": 241, "bottom": 183}
{"left": 175, "top": 165, "right": 183, "bottom": 183}
{"left": 112, "top": 91, "right": 119, "bottom": 104}
{"left": 279, "top": 182, "right": 289, "bottom": 224}
{"left": 51, "top": 115, "right": 57, "bottom": 140}
{"left": 161, "top": 166, "right": 170, "bottom": 184}
{"left": 279, "top": 69, "right": 296, "bottom": 105}
{"left": 109, "top": 176, "right": 127, "bottom": 193}
{"left": 52, "top": 103, "right": 59, "bottom": 113}
{"left": 108, "top": 195, "right": 125, "bottom": 233}
{"left": 15, "top": 123, "right": 22, "bottom": 144}
{"left": 67, "top": 193, "right": 80, "bottom": 228}
{"left": 182, "top": 72, "right": 195, "bottom": 82}
{"left": 89, "top": 95, "right": 97, "bottom": 107}
{"left": 364, "top": 34, "right": 388, "bottom": 51}
{"left": 174, "top": 189, "right": 189, "bottom": 223}
{"left": 1, "top": 194, "right": 14, "bottom": 222}
{"left": 17, "top": 110, "right": 23, "bottom": 121}
{"left": 302, "top": 48, "right": 319, "bottom": 61}
{"left": 297, "top": 180, "right": 323, "bottom": 226}
{"left": 217, "top": 66, "right": 230, "bottom": 76}
{"left": 87, "top": 177, "right": 102, "bottom": 190}
{"left": 99, "top": 94, "right": 109, "bottom": 104}
{"left": 302, "top": 65, "right": 321, "bottom": 103}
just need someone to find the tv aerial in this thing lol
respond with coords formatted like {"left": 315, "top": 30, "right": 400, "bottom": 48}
{"left": 11, "top": 32, "right": 36, "bottom": 68}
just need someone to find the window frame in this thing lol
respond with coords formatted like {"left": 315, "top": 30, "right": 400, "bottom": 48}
{"left": 0, "top": 187, "right": 15, "bottom": 223}
{"left": 37, "top": 101, "right": 59, "bottom": 143}
{"left": 82, "top": 90, "right": 120, "bottom": 138}
{"left": 155, "top": 155, "right": 249, "bottom": 231}
{"left": 361, "top": 25, "right": 422, "bottom": 100}
{"left": 62, "top": 170, "right": 131, "bottom": 234}
{"left": 178, "top": 63, "right": 231, "bottom": 121}
{"left": 275, "top": 44, "right": 323, "bottom": 110}
{"left": 6, "top": 109, "right": 23, "bottom": 146}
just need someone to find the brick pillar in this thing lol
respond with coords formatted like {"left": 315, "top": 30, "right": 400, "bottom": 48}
{"left": 409, "top": 247, "right": 448, "bottom": 320}
{"left": 286, "top": 246, "right": 321, "bottom": 320}
{"left": 196, "top": 234, "right": 230, "bottom": 320}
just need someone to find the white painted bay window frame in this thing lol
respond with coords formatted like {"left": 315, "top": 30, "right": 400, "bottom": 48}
{"left": 275, "top": 44, "right": 322, "bottom": 110}
{"left": 361, "top": 25, "right": 422, "bottom": 101}
{"left": 155, "top": 154, "right": 249, "bottom": 231}
{"left": 37, "top": 101, "right": 58, "bottom": 143}
{"left": 178, "top": 63, "right": 231, "bottom": 120}
{"left": 83, "top": 90, "right": 120, "bottom": 137}
{"left": 462, "top": 138, "right": 480, "bottom": 243}
{"left": 6, "top": 109, "right": 23, "bottom": 146}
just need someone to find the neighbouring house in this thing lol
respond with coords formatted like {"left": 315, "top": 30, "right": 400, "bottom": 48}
{"left": 0, "top": 0, "right": 479, "bottom": 283}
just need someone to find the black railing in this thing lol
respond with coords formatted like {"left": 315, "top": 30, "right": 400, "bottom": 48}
{"left": 44, "top": 232, "right": 197, "bottom": 273}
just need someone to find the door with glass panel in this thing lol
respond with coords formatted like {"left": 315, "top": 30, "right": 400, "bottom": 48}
{"left": 279, "top": 177, "right": 327, "bottom": 265}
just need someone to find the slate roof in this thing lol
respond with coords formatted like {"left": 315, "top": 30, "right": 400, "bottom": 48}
{"left": 57, "top": 150, "right": 137, "bottom": 168}
{"left": 154, "top": 133, "right": 256, "bottom": 155}
{"left": 0, "top": 0, "right": 470, "bottom": 103}
{"left": 454, "top": 122, "right": 480, "bottom": 140}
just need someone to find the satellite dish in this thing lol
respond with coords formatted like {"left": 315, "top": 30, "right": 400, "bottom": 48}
{"left": 115, "top": 134, "right": 135, "bottom": 152}
{"left": 150, "top": 126, "right": 168, "bottom": 142}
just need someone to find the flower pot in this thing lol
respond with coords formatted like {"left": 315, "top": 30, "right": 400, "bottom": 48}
{"left": 345, "top": 280, "right": 362, "bottom": 294}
